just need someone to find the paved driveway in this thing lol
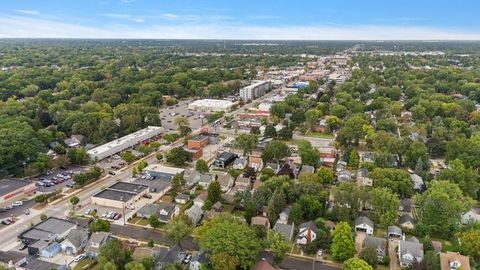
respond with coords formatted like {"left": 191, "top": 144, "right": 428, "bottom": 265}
{"left": 355, "top": 232, "right": 366, "bottom": 254}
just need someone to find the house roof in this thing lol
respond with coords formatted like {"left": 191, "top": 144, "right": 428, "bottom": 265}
{"left": 158, "top": 245, "right": 181, "bottom": 264}
{"left": 137, "top": 203, "right": 161, "bottom": 217}
{"left": 299, "top": 221, "right": 318, "bottom": 232}
{"left": 185, "top": 205, "right": 203, "bottom": 224}
{"left": 355, "top": 216, "right": 374, "bottom": 228}
{"left": 215, "top": 152, "right": 237, "bottom": 162}
{"left": 133, "top": 246, "right": 163, "bottom": 261}
{"left": 399, "top": 239, "right": 424, "bottom": 260}
{"left": 236, "top": 176, "right": 251, "bottom": 186}
{"left": 212, "top": 201, "right": 223, "bottom": 211}
{"left": 280, "top": 207, "right": 290, "bottom": 216}
{"left": 194, "top": 191, "right": 208, "bottom": 203}
{"left": 233, "top": 157, "right": 247, "bottom": 166}
{"left": 299, "top": 165, "right": 315, "bottom": 174}
{"left": 265, "top": 162, "right": 280, "bottom": 171}
{"left": 213, "top": 173, "right": 233, "bottom": 188}
{"left": 399, "top": 214, "right": 416, "bottom": 226}
{"left": 440, "top": 252, "right": 471, "bottom": 270}
{"left": 364, "top": 236, "right": 387, "bottom": 253}
{"left": 399, "top": 199, "right": 412, "bottom": 212}
{"left": 191, "top": 251, "right": 209, "bottom": 265}
{"left": 273, "top": 222, "right": 294, "bottom": 242}
{"left": 175, "top": 193, "right": 190, "bottom": 201}
{"left": 65, "top": 228, "right": 88, "bottom": 248}
{"left": 387, "top": 226, "right": 402, "bottom": 236}
{"left": 251, "top": 216, "right": 270, "bottom": 228}
{"left": 411, "top": 173, "right": 424, "bottom": 190}
{"left": 357, "top": 168, "right": 369, "bottom": 177}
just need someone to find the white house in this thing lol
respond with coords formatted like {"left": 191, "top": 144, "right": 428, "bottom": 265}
{"left": 461, "top": 208, "right": 480, "bottom": 224}
{"left": 296, "top": 221, "right": 318, "bottom": 245}
{"left": 355, "top": 216, "right": 374, "bottom": 235}
{"left": 278, "top": 208, "right": 290, "bottom": 224}
{"left": 61, "top": 229, "right": 89, "bottom": 255}
{"left": 398, "top": 237, "right": 424, "bottom": 267}
{"left": 175, "top": 194, "right": 190, "bottom": 205}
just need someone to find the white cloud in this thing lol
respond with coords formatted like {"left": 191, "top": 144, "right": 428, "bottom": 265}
{"left": 14, "top": 9, "right": 40, "bottom": 15}
{"left": 101, "top": 13, "right": 144, "bottom": 23}
{"left": 0, "top": 15, "right": 479, "bottom": 40}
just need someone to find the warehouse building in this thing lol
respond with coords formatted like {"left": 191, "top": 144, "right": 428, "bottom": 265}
{"left": 0, "top": 179, "right": 37, "bottom": 207}
{"left": 187, "top": 99, "right": 236, "bottom": 113}
{"left": 91, "top": 182, "right": 149, "bottom": 209}
{"left": 87, "top": 126, "right": 164, "bottom": 161}
{"left": 239, "top": 81, "right": 271, "bottom": 101}
{"left": 19, "top": 217, "right": 77, "bottom": 245}
{"left": 142, "top": 164, "right": 185, "bottom": 181}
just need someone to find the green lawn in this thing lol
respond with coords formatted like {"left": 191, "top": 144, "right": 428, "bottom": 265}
{"left": 73, "top": 258, "right": 96, "bottom": 270}
{"left": 305, "top": 131, "right": 334, "bottom": 138}
{"left": 137, "top": 218, "right": 150, "bottom": 226}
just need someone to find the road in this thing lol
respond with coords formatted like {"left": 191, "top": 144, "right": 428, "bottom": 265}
{"left": 280, "top": 257, "right": 340, "bottom": 270}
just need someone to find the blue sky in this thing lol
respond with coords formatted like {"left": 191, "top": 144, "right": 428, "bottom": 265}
{"left": 1, "top": 0, "right": 480, "bottom": 39}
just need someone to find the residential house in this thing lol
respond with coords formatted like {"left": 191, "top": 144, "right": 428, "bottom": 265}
{"left": 233, "top": 157, "right": 248, "bottom": 170}
{"left": 299, "top": 165, "right": 315, "bottom": 175}
{"left": 211, "top": 201, "right": 223, "bottom": 212}
{"left": 61, "top": 228, "right": 89, "bottom": 255}
{"left": 273, "top": 222, "right": 294, "bottom": 242}
{"left": 411, "top": 173, "right": 424, "bottom": 192}
{"left": 185, "top": 204, "right": 204, "bottom": 225}
{"left": 363, "top": 236, "right": 387, "bottom": 262}
{"left": 175, "top": 194, "right": 190, "bottom": 205}
{"left": 264, "top": 163, "right": 280, "bottom": 174}
{"left": 296, "top": 221, "right": 318, "bottom": 245}
{"left": 357, "top": 168, "right": 373, "bottom": 187}
{"left": 64, "top": 134, "right": 84, "bottom": 148}
{"left": 399, "top": 214, "right": 416, "bottom": 229}
{"left": 157, "top": 245, "right": 182, "bottom": 268}
{"left": 461, "top": 208, "right": 480, "bottom": 224}
{"left": 251, "top": 258, "right": 278, "bottom": 270}
{"left": 258, "top": 206, "right": 269, "bottom": 217}
{"left": 336, "top": 161, "right": 347, "bottom": 172}
{"left": 337, "top": 169, "right": 352, "bottom": 183}
{"left": 213, "top": 152, "right": 238, "bottom": 168}
{"left": 184, "top": 170, "right": 213, "bottom": 188}
{"left": 251, "top": 216, "right": 271, "bottom": 229}
{"left": 136, "top": 203, "right": 161, "bottom": 219}
{"left": 278, "top": 207, "right": 290, "bottom": 224}
{"left": 28, "top": 241, "right": 61, "bottom": 258}
{"left": 85, "top": 232, "right": 111, "bottom": 258}
{"left": 355, "top": 216, "right": 374, "bottom": 235}
{"left": 156, "top": 202, "right": 179, "bottom": 223}
{"left": 360, "top": 152, "right": 375, "bottom": 163}
{"left": 213, "top": 173, "right": 234, "bottom": 192}
{"left": 133, "top": 246, "right": 162, "bottom": 262}
{"left": 439, "top": 252, "right": 471, "bottom": 270}
{"left": 387, "top": 226, "right": 402, "bottom": 238}
{"left": 248, "top": 155, "right": 264, "bottom": 172}
{"left": 189, "top": 251, "right": 209, "bottom": 270}
{"left": 193, "top": 192, "right": 208, "bottom": 208}
{"left": 399, "top": 199, "right": 412, "bottom": 214}
{"left": 235, "top": 176, "right": 251, "bottom": 189}
{"left": 398, "top": 237, "right": 424, "bottom": 267}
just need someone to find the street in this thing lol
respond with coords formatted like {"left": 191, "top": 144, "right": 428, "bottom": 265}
{"left": 281, "top": 257, "right": 340, "bottom": 270}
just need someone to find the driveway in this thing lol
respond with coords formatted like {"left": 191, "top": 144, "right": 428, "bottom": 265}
{"left": 389, "top": 238, "right": 398, "bottom": 270}
{"left": 355, "top": 232, "right": 366, "bottom": 254}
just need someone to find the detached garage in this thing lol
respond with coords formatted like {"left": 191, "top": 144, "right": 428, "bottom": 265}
{"left": 355, "top": 216, "right": 374, "bottom": 235}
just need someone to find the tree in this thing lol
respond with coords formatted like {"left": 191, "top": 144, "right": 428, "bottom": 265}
{"left": 438, "top": 159, "right": 479, "bottom": 198}
{"left": 98, "top": 238, "right": 130, "bottom": 270}
{"left": 265, "top": 230, "right": 290, "bottom": 265}
{"left": 149, "top": 215, "right": 161, "bottom": 229}
{"left": 332, "top": 183, "right": 364, "bottom": 222}
{"left": 316, "top": 167, "right": 334, "bottom": 184}
{"left": 166, "top": 147, "right": 191, "bottom": 166}
{"left": 120, "top": 151, "right": 137, "bottom": 164}
{"left": 278, "top": 127, "right": 293, "bottom": 140}
{"left": 457, "top": 229, "right": 480, "bottom": 261}
{"left": 211, "top": 252, "right": 239, "bottom": 270}
{"left": 125, "top": 261, "right": 145, "bottom": 270}
{"left": 289, "top": 203, "right": 303, "bottom": 225}
{"left": 174, "top": 116, "right": 189, "bottom": 130}
{"left": 261, "top": 140, "right": 289, "bottom": 162}
{"left": 298, "top": 140, "right": 320, "bottom": 167}
{"left": 207, "top": 181, "right": 222, "bottom": 204}
{"left": 336, "top": 114, "right": 368, "bottom": 146}
{"left": 235, "top": 134, "right": 258, "bottom": 156}
{"left": 369, "top": 168, "right": 413, "bottom": 198}
{"left": 89, "top": 219, "right": 111, "bottom": 232}
{"left": 331, "top": 222, "right": 355, "bottom": 261}
{"left": 369, "top": 188, "right": 399, "bottom": 228}
{"left": 405, "top": 141, "right": 429, "bottom": 170}
{"left": 264, "top": 125, "right": 277, "bottom": 138}
{"left": 164, "top": 215, "right": 193, "bottom": 245}
{"left": 141, "top": 256, "right": 155, "bottom": 270}
{"left": 250, "top": 126, "right": 261, "bottom": 135}
{"left": 267, "top": 188, "right": 287, "bottom": 223}
{"left": 195, "top": 214, "right": 260, "bottom": 270}
{"left": 416, "top": 181, "right": 473, "bottom": 237}
{"left": 70, "top": 196, "right": 80, "bottom": 209}
{"left": 348, "top": 148, "right": 359, "bottom": 169}
{"left": 342, "top": 258, "right": 373, "bottom": 270}
{"left": 67, "top": 148, "right": 89, "bottom": 165}
{"left": 359, "top": 247, "right": 378, "bottom": 268}
{"left": 298, "top": 195, "right": 323, "bottom": 220}
{"left": 195, "top": 159, "right": 209, "bottom": 173}
{"left": 171, "top": 173, "right": 185, "bottom": 193}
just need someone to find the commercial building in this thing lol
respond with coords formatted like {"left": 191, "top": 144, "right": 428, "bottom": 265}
{"left": 187, "top": 99, "right": 236, "bottom": 113}
{"left": 0, "top": 179, "right": 36, "bottom": 207}
{"left": 187, "top": 134, "right": 209, "bottom": 149}
{"left": 87, "top": 126, "right": 164, "bottom": 161}
{"left": 19, "top": 217, "right": 78, "bottom": 245}
{"left": 239, "top": 81, "right": 271, "bottom": 101}
{"left": 332, "top": 56, "right": 349, "bottom": 67}
{"left": 213, "top": 152, "right": 238, "bottom": 168}
{"left": 142, "top": 164, "right": 185, "bottom": 181}
{"left": 91, "top": 182, "right": 149, "bottom": 209}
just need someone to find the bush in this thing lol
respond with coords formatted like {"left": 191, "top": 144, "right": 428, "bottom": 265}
{"left": 89, "top": 219, "right": 110, "bottom": 232}
{"left": 74, "top": 166, "right": 103, "bottom": 186}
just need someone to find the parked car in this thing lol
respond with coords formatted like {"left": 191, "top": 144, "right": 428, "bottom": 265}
{"left": 142, "top": 194, "right": 152, "bottom": 199}
{"left": 12, "top": 201, "right": 23, "bottom": 207}
{"left": 182, "top": 254, "right": 192, "bottom": 264}
{"left": 73, "top": 254, "right": 85, "bottom": 262}
{"left": 1, "top": 219, "right": 11, "bottom": 225}
{"left": 108, "top": 171, "right": 116, "bottom": 175}
{"left": 114, "top": 214, "right": 122, "bottom": 220}
{"left": 66, "top": 182, "right": 75, "bottom": 188}
{"left": 35, "top": 182, "right": 45, "bottom": 187}
{"left": 24, "top": 209, "right": 30, "bottom": 215}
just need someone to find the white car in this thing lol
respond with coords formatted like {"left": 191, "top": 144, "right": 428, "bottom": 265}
{"left": 12, "top": 201, "right": 23, "bottom": 207}
{"left": 85, "top": 209, "right": 91, "bottom": 215}
{"left": 73, "top": 254, "right": 85, "bottom": 262}
{"left": 101, "top": 212, "right": 108, "bottom": 218}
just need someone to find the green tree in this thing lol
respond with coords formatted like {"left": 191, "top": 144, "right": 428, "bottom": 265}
{"left": 164, "top": 215, "right": 194, "bottom": 245}
{"left": 359, "top": 247, "right": 378, "bottom": 268}
{"left": 369, "top": 168, "right": 413, "bottom": 198}
{"left": 331, "top": 222, "right": 355, "bottom": 261}
{"left": 369, "top": 188, "right": 399, "bottom": 228}
{"left": 98, "top": 238, "right": 131, "bottom": 270}
{"left": 149, "top": 215, "right": 161, "bottom": 229}
{"left": 67, "top": 148, "right": 89, "bottom": 165}
{"left": 298, "top": 140, "right": 320, "bottom": 167}
{"left": 171, "top": 173, "right": 185, "bottom": 193}
{"left": 70, "top": 196, "right": 80, "bottom": 208}
{"left": 207, "top": 181, "right": 222, "bottom": 204}
{"left": 89, "top": 219, "right": 111, "bottom": 232}
{"left": 348, "top": 148, "right": 359, "bottom": 169}
{"left": 166, "top": 147, "right": 191, "bottom": 166}
{"left": 416, "top": 181, "right": 473, "bottom": 237}
{"left": 288, "top": 203, "right": 303, "bottom": 225}
{"left": 125, "top": 261, "right": 145, "bottom": 270}
{"left": 195, "top": 159, "right": 209, "bottom": 173}
{"left": 211, "top": 253, "right": 239, "bottom": 270}
{"left": 195, "top": 214, "right": 261, "bottom": 270}
{"left": 265, "top": 230, "right": 290, "bottom": 265}
{"left": 405, "top": 141, "right": 429, "bottom": 170}
{"left": 264, "top": 125, "right": 277, "bottom": 138}
{"left": 316, "top": 167, "right": 334, "bottom": 184}
{"left": 342, "top": 258, "right": 373, "bottom": 270}
{"left": 437, "top": 159, "right": 479, "bottom": 198}
{"left": 456, "top": 229, "right": 480, "bottom": 261}
{"left": 235, "top": 134, "right": 258, "bottom": 156}
{"left": 261, "top": 140, "right": 289, "bottom": 162}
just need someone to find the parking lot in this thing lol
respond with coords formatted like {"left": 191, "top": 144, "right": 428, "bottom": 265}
{"left": 0, "top": 199, "right": 36, "bottom": 220}
{"left": 160, "top": 100, "right": 206, "bottom": 132}
{"left": 33, "top": 166, "right": 88, "bottom": 193}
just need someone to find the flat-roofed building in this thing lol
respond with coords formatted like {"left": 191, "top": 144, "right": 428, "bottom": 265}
{"left": 19, "top": 217, "right": 77, "bottom": 244}
{"left": 188, "top": 99, "right": 236, "bottom": 113}
{"left": 87, "top": 126, "right": 164, "bottom": 161}
{"left": 239, "top": 81, "right": 271, "bottom": 101}
{"left": 91, "top": 182, "right": 149, "bottom": 208}
{"left": 187, "top": 134, "right": 209, "bottom": 149}
{"left": 0, "top": 179, "right": 36, "bottom": 207}
{"left": 142, "top": 164, "right": 185, "bottom": 181}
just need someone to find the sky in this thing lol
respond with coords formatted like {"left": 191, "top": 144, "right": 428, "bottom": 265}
{"left": 1, "top": 0, "right": 480, "bottom": 40}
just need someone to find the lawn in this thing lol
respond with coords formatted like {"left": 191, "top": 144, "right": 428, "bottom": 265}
{"left": 159, "top": 195, "right": 172, "bottom": 202}
{"left": 73, "top": 258, "right": 96, "bottom": 270}
{"left": 128, "top": 216, "right": 142, "bottom": 224}
{"left": 305, "top": 131, "right": 334, "bottom": 138}
{"left": 137, "top": 218, "right": 150, "bottom": 226}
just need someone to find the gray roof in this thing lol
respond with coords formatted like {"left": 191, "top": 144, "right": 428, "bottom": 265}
{"left": 355, "top": 216, "right": 374, "bottom": 228}
{"left": 85, "top": 232, "right": 110, "bottom": 255}
{"left": 357, "top": 168, "right": 369, "bottom": 177}
{"left": 300, "top": 165, "right": 315, "bottom": 174}
{"left": 158, "top": 245, "right": 181, "bottom": 264}
{"left": 280, "top": 207, "right": 290, "bottom": 216}
{"left": 65, "top": 228, "right": 88, "bottom": 248}
{"left": 191, "top": 251, "right": 209, "bottom": 265}
{"left": 137, "top": 203, "right": 161, "bottom": 217}
{"left": 364, "top": 236, "right": 387, "bottom": 254}
{"left": 411, "top": 174, "right": 424, "bottom": 190}
{"left": 399, "top": 239, "right": 424, "bottom": 260}
{"left": 399, "top": 214, "right": 416, "bottom": 226}
{"left": 157, "top": 202, "right": 176, "bottom": 223}
{"left": 273, "top": 222, "right": 294, "bottom": 242}
{"left": 175, "top": 193, "right": 190, "bottom": 201}
{"left": 387, "top": 226, "right": 402, "bottom": 236}
{"left": 399, "top": 199, "right": 412, "bottom": 212}
{"left": 185, "top": 204, "right": 203, "bottom": 225}
{"left": 299, "top": 221, "right": 318, "bottom": 232}
{"left": 265, "top": 162, "right": 280, "bottom": 171}
{"left": 20, "top": 217, "right": 77, "bottom": 242}
{"left": 233, "top": 157, "right": 247, "bottom": 166}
